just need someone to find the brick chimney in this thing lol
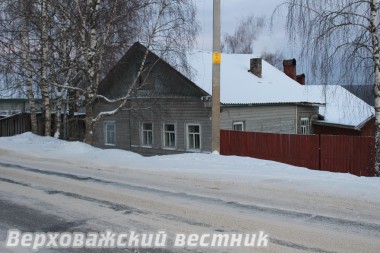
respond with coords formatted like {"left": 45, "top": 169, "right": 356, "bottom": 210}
{"left": 296, "top": 74, "right": 305, "bottom": 85}
{"left": 283, "top": 59, "right": 297, "bottom": 80}
{"left": 249, "top": 58, "right": 262, "bottom": 78}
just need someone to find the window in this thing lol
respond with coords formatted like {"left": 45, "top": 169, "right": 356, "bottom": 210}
{"left": 233, "top": 121, "right": 245, "bottom": 131}
{"left": 300, "top": 118, "right": 310, "bottom": 134}
{"left": 163, "top": 123, "right": 176, "bottom": 149}
{"left": 104, "top": 122, "right": 116, "bottom": 146}
{"left": 142, "top": 123, "right": 153, "bottom": 147}
{"left": 187, "top": 124, "right": 201, "bottom": 151}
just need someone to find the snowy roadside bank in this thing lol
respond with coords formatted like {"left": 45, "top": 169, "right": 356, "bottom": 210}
{"left": 0, "top": 132, "right": 379, "bottom": 204}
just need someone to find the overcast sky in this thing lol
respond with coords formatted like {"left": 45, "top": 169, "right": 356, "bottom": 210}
{"left": 195, "top": 0, "right": 296, "bottom": 57}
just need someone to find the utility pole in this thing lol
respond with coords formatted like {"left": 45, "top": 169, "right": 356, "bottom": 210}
{"left": 212, "top": 0, "right": 221, "bottom": 152}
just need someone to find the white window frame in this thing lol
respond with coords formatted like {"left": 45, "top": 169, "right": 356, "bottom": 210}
{"left": 141, "top": 122, "right": 153, "bottom": 147}
{"left": 300, "top": 118, "right": 310, "bottom": 135}
{"left": 186, "top": 124, "right": 201, "bottom": 151}
{"left": 163, "top": 123, "right": 176, "bottom": 149}
{"left": 233, "top": 121, "right": 245, "bottom": 131}
{"left": 104, "top": 121, "right": 116, "bottom": 146}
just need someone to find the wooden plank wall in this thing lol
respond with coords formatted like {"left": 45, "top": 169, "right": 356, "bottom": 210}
{"left": 0, "top": 113, "right": 85, "bottom": 141}
{"left": 221, "top": 130, "right": 375, "bottom": 177}
{"left": 320, "top": 135, "right": 374, "bottom": 176}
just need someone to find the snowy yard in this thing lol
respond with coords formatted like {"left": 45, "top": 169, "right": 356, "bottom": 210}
{"left": 0, "top": 133, "right": 379, "bottom": 253}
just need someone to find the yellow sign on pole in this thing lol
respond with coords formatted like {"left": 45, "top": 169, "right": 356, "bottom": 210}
{"left": 212, "top": 52, "right": 221, "bottom": 64}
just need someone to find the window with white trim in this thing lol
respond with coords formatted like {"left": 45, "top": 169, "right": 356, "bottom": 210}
{"left": 233, "top": 121, "right": 245, "bottom": 131}
{"left": 142, "top": 123, "right": 153, "bottom": 147}
{"left": 104, "top": 121, "right": 116, "bottom": 146}
{"left": 163, "top": 123, "right": 176, "bottom": 149}
{"left": 300, "top": 118, "right": 310, "bottom": 134}
{"left": 187, "top": 124, "right": 201, "bottom": 151}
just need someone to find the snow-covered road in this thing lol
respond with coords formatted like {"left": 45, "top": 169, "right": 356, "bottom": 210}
{"left": 0, "top": 133, "right": 379, "bottom": 253}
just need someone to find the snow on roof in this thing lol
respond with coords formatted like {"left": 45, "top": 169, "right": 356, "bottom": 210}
{"left": 305, "top": 85, "right": 374, "bottom": 128}
{"left": 184, "top": 51, "right": 374, "bottom": 128}
{"left": 186, "top": 51, "right": 321, "bottom": 105}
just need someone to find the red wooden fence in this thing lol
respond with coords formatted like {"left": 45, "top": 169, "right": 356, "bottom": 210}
{"left": 220, "top": 130, "right": 375, "bottom": 177}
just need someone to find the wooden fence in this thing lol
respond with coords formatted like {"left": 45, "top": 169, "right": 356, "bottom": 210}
{"left": 220, "top": 130, "right": 375, "bottom": 177}
{"left": 0, "top": 113, "right": 85, "bottom": 141}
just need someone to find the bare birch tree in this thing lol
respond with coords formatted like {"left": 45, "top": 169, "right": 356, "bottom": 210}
{"left": 48, "top": 0, "right": 198, "bottom": 144}
{"left": 0, "top": 0, "right": 40, "bottom": 133}
{"left": 221, "top": 15, "right": 265, "bottom": 54}
{"left": 1, "top": 0, "right": 198, "bottom": 142}
{"left": 39, "top": 0, "right": 52, "bottom": 136}
{"left": 51, "top": 0, "right": 145, "bottom": 144}
{"left": 0, "top": 0, "right": 58, "bottom": 136}
{"left": 262, "top": 50, "right": 285, "bottom": 70}
{"left": 19, "top": 0, "right": 38, "bottom": 134}
{"left": 280, "top": 0, "right": 380, "bottom": 175}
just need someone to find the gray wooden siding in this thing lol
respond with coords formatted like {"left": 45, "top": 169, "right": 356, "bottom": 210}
{"left": 93, "top": 97, "right": 212, "bottom": 155}
{"left": 0, "top": 100, "right": 42, "bottom": 115}
{"left": 296, "top": 105, "right": 319, "bottom": 134}
{"left": 93, "top": 102, "right": 131, "bottom": 150}
{"left": 221, "top": 104, "right": 319, "bottom": 134}
{"left": 94, "top": 101, "right": 319, "bottom": 155}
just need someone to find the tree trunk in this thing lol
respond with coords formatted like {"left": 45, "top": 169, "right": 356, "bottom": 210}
{"left": 55, "top": 95, "right": 62, "bottom": 138}
{"left": 19, "top": 0, "right": 38, "bottom": 134}
{"left": 27, "top": 76, "right": 38, "bottom": 134}
{"left": 370, "top": 0, "right": 380, "bottom": 176}
{"left": 62, "top": 93, "right": 69, "bottom": 140}
{"left": 84, "top": 102, "right": 94, "bottom": 144}
{"left": 40, "top": 0, "right": 51, "bottom": 136}
{"left": 82, "top": 0, "right": 100, "bottom": 144}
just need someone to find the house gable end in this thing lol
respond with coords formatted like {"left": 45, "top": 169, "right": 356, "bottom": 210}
{"left": 98, "top": 42, "right": 209, "bottom": 100}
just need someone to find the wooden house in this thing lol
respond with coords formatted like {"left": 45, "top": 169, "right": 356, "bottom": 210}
{"left": 93, "top": 43, "right": 212, "bottom": 155}
{"left": 93, "top": 43, "right": 326, "bottom": 155}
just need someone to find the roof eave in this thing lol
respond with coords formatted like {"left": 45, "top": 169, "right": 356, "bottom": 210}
{"left": 312, "top": 120, "right": 359, "bottom": 131}
{"left": 355, "top": 115, "right": 375, "bottom": 129}
{"left": 313, "top": 114, "right": 375, "bottom": 131}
